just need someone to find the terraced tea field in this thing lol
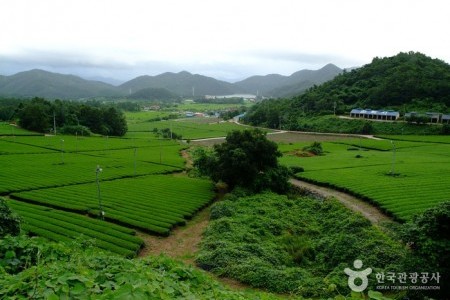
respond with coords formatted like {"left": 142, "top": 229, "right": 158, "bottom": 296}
{"left": 6, "top": 198, "right": 143, "bottom": 257}
{"left": 279, "top": 138, "right": 450, "bottom": 220}
{"left": 10, "top": 175, "right": 214, "bottom": 236}
{"left": 1, "top": 123, "right": 214, "bottom": 256}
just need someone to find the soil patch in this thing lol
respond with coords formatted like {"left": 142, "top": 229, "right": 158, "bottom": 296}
{"left": 137, "top": 205, "right": 209, "bottom": 264}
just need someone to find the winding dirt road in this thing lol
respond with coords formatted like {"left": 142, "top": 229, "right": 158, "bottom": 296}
{"left": 290, "top": 178, "right": 393, "bottom": 225}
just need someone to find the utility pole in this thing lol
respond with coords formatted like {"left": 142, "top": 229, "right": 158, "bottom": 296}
{"left": 53, "top": 111, "right": 57, "bottom": 135}
{"left": 133, "top": 148, "right": 137, "bottom": 176}
{"left": 390, "top": 141, "right": 396, "bottom": 175}
{"left": 60, "top": 139, "right": 65, "bottom": 164}
{"left": 96, "top": 165, "right": 104, "bottom": 220}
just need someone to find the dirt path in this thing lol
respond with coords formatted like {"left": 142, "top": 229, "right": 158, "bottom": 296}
{"left": 137, "top": 203, "right": 209, "bottom": 264}
{"left": 290, "top": 178, "right": 393, "bottom": 225}
{"left": 137, "top": 204, "right": 251, "bottom": 290}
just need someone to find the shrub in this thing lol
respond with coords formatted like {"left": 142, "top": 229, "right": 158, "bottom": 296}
{"left": 302, "top": 141, "right": 323, "bottom": 155}
{"left": 0, "top": 198, "right": 20, "bottom": 238}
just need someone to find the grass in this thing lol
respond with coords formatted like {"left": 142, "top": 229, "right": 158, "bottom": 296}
{"left": 279, "top": 138, "right": 450, "bottom": 221}
{"left": 127, "top": 117, "right": 248, "bottom": 139}
{"left": 376, "top": 134, "right": 450, "bottom": 144}
{"left": 0, "top": 122, "right": 42, "bottom": 136}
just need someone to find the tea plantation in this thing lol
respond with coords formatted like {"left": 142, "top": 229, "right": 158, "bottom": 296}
{"left": 0, "top": 123, "right": 214, "bottom": 256}
{"left": 279, "top": 137, "right": 450, "bottom": 221}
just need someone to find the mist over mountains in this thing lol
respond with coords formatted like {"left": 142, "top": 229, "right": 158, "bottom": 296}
{"left": 0, "top": 64, "right": 342, "bottom": 100}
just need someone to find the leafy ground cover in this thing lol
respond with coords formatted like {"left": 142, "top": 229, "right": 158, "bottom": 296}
{"left": 0, "top": 235, "right": 280, "bottom": 299}
{"left": 197, "top": 192, "right": 406, "bottom": 298}
{"left": 279, "top": 139, "right": 450, "bottom": 220}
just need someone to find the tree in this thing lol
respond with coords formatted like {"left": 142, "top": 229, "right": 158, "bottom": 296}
{"left": 17, "top": 97, "right": 52, "bottom": 132}
{"left": 0, "top": 198, "right": 21, "bottom": 238}
{"left": 102, "top": 107, "right": 128, "bottom": 136}
{"left": 400, "top": 202, "right": 449, "bottom": 299}
{"left": 194, "top": 129, "right": 290, "bottom": 193}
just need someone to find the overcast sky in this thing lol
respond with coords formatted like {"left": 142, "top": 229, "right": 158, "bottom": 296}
{"left": 1, "top": 0, "right": 449, "bottom": 83}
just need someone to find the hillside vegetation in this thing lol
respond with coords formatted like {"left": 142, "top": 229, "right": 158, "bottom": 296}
{"left": 245, "top": 52, "right": 450, "bottom": 131}
{"left": 0, "top": 235, "right": 279, "bottom": 299}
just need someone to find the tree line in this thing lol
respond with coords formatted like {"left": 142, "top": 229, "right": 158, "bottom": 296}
{"left": 1, "top": 97, "right": 127, "bottom": 136}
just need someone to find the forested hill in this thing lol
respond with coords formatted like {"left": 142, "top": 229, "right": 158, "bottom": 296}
{"left": 0, "top": 69, "right": 123, "bottom": 99}
{"left": 245, "top": 52, "right": 450, "bottom": 127}
{"left": 119, "top": 71, "right": 237, "bottom": 97}
{"left": 234, "top": 63, "right": 342, "bottom": 97}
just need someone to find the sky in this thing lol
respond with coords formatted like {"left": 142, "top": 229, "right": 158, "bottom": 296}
{"left": 1, "top": 0, "right": 450, "bottom": 83}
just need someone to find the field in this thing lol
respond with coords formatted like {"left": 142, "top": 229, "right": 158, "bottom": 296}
{"left": 127, "top": 111, "right": 249, "bottom": 140}
{"left": 279, "top": 137, "right": 450, "bottom": 220}
{"left": 0, "top": 122, "right": 215, "bottom": 256}
{"left": 0, "top": 122, "right": 41, "bottom": 136}
{"left": 10, "top": 175, "right": 214, "bottom": 236}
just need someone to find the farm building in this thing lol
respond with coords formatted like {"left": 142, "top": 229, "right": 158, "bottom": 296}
{"left": 426, "top": 112, "right": 442, "bottom": 123}
{"left": 405, "top": 112, "right": 448, "bottom": 123}
{"left": 350, "top": 108, "right": 400, "bottom": 120}
{"left": 442, "top": 114, "right": 450, "bottom": 124}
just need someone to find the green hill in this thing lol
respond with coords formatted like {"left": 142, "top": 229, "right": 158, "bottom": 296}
{"left": 0, "top": 69, "right": 124, "bottom": 99}
{"left": 297, "top": 52, "right": 450, "bottom": 113}
{"left": 127, "top": 87, "right": 180, "bottom": 101}
{"left": 245, "top": 52, "right": 450, "bottom": 130}
{"left": 234, "top": 63, "right": 342, "bottom": 97}
{"left": 120, "top": 71, "right": 237, "bottom": 97}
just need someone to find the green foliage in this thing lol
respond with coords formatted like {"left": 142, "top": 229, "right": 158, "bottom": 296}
{"left": 197, "top": 192, "right": 406, "bottom": 297}
{"left": 193, "top": 129, "right": 290, "bottom": 193}
{"left": 16, "top": 98, "right": 128, "bottom": 136}
{"left": 302, "top": 141, "right": 323, "bottom": 155}
{"left": 399, "top": 202, "right": 449, "bottom": 299}
{"left": 17, "top": 98, "right": 52, "bottom": 132}
{"left": 0, "top": 198, "right": 21, "bottom": 238}
{"left": 0, "top": 236, "right": 279, "bottom": 299}
{"left": 280, "top": 233, "right": 314, "bottom": 265}
{"left": 154, "top": 127, "right": 183, "bottom": 140}
{"left": 58, "top": 125, "right": 92, "bottom": 136}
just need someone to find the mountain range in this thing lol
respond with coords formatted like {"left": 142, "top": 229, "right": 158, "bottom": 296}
{"left": 0, "top": 64, "right": 342, "bottom": 100}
